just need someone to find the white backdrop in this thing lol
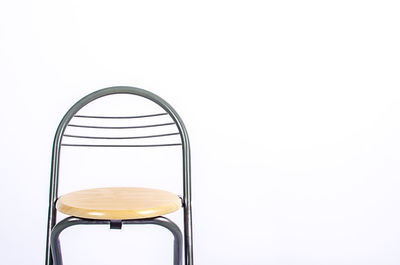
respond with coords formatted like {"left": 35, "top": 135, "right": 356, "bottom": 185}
{"left": 1, "top": 1, "right": 400, "bottom": 264}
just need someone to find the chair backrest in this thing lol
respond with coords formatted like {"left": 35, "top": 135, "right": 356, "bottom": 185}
{"left": 46, "top": 86, "right": 193, "bottom": 264}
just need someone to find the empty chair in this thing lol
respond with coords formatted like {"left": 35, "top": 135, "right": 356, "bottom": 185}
{"left": 45, "top": 86, "right": 193, "bottom": 265}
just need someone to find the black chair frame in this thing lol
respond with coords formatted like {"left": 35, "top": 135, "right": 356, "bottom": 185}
{"left": 45, "top": 86, "right": 193, "bottom": 265}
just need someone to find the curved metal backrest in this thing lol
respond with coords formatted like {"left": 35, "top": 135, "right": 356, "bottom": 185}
{"left": 46, "top": 86, "right": 193, "bottom": 265}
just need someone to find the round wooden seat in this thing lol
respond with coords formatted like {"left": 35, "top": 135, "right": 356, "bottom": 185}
{"left": 56, "top": 187, "right": 182, "bottom": 220}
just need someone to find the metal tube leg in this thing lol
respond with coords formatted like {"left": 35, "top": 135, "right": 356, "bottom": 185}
{"left": 50, "top": 217, "right": 91, "bottom": 265}
{"left": 173, "top": 235, "right": 181, "bottom": 265}
{"left": 50, "top": 216, "right": 182, "bottom": 265}
{"left": 45, "top": 206, "right": 57, "bottom": 265}
{"left": 183, "top": 207, "right": 194, "bottom": 265}
{"left": 50, "top": 217, "right": 110, "bottom": 265}
{"left": 50, "top": 238, "right": 62, "bottom": 265}
{"left": 124, "top": 217, "right": 183, "bottom": 265}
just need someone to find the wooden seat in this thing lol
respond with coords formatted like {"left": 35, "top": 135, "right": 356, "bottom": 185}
{"left": 56, "top": 187, "right": 182, "bottom": 220}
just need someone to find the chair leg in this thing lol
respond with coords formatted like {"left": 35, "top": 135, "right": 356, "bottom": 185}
{"left": 45, "top": 207, "right": 56, "bottom": 265}
{"left": 183, "top": 208, "right": 194, "bottom": 265}
{"left": 123, "top": 218, "right": 182, "bottom": 265}
{"left": 50, "top": 216, "right": 182, "bottom": 265}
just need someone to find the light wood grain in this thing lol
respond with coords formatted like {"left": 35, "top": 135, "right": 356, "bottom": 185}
{"left": 56, "top": 187, "right": 182, "bottom": 220}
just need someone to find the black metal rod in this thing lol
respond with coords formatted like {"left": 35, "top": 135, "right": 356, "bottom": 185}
{"left": 63, "top": 132, "right": 180, "bottom": 140}
{"left": 67, "top": 122, "right": 175, "bottom": 129}
{"left": 61, "top": 143, "right": 182, "bottom": 147}
{"left": 75, "top": 113, "right": 167, "bottom": 119}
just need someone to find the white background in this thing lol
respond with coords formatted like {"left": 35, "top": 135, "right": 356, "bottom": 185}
{"left": 1, "top": 0, "right": 400, "bottom": 264}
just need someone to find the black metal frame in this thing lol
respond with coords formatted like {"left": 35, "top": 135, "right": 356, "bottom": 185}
{"left": 45, "top": 86, "right": 193, "bottom": 265}
{"left": 51, "top": 217, "right": 182, "bottom": 265}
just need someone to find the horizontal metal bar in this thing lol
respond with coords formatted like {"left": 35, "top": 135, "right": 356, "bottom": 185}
{"left": 61, "top": 143, "right": 182, "bottom": 147}
{"left": 67, "top": 122, "right": 175, "bottom": 129}
{"left": 63, "top": 132, "right": 180, "bottom": 140}
{"left": 74, "top": 113, "right": 168, "bottom": 119}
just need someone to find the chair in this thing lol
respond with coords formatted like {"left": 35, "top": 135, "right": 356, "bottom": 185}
{"left": 45, "top": 86, "right": 193, "bottom": 265}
